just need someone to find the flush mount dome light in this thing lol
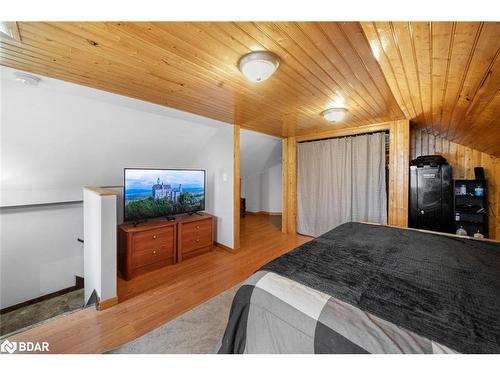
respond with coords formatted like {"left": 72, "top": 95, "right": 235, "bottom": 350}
{"left": 238, "top": 51, "right": 280, "bottom": 82}
{"left": 13, "top": 72, "right": 41, "bottom": 86}
{"left": 322, "top": 108, "right": 348, "bottom": 123}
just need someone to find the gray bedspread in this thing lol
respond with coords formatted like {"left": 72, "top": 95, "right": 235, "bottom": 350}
{"left": 218, "top": 222, "right": 500, "bottom": 354}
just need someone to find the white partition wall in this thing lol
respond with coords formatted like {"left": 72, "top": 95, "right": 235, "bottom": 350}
{"left": 83, "top": 187, "right": 117, "bottom": 307}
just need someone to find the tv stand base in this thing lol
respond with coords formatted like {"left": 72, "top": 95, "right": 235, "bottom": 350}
{"left": 119, "top": 214, "right": 215, "bottom": 280}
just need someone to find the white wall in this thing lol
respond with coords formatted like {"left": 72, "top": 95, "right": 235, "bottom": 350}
{"left": 0, "top": 67, "right": 231, "bottom": 204}
{"left": 192, "top": 126, "right": 234, "bottom": 246}
{"left": 240, "top": 129, "right": 282, "bottom": 213}
{"left": 0, "top": 67, "right": 234, "bottom": 309}
{"left": 261, "top": 163, "right": 282, "bottom": 213}
{"left": 241, "top": 175, "right": 262, "bottom": 212}
{"left": 0, "top": 203, "right": 84, "bottom": 309}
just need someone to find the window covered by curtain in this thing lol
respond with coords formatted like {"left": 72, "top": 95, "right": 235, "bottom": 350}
{"left": 297, "top": 132, "right": 387, "bottom": 237}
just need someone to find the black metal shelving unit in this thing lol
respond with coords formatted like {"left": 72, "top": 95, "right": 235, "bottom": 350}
{"left": 453, "top": 179, "right": 488, "bottom": 238}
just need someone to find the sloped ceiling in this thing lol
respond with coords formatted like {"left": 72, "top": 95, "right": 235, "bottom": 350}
{"left": 0, "top": 22, "right": 499, "bottom": 156}
{"left": 240, "top": 129, "right": 281, "bottom": 178}
{"left": 361, "top": 22, "right": 500, "bottom": 156}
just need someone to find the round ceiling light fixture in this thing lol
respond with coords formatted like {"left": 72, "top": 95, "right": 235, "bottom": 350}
{"left": 238, "top": 51, "right": 280, "bottom": 82}
{"left": 13, "top": 72, "right": 41, "bottom": 86}
{"left": 321, "top": 108, "right": 348, "bottom": 123}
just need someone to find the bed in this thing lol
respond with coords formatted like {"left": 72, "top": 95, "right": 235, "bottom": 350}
{"left": 218, "top": 222, "right": 500, "bottom": 354}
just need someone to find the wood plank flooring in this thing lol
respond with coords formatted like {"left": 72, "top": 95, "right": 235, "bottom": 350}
{"left": 8, "top": 214, "right": 311, "bottom": 354}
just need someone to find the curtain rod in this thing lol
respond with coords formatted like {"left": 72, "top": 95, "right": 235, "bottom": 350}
{"left": 298, "top": 130, "right": 389, "bottom": 144}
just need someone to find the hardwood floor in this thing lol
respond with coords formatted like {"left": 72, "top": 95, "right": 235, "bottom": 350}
{"left": 8, "top": 214, "right": 311, "bottom": 354}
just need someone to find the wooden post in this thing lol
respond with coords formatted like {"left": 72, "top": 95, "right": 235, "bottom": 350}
{"left": 233, "top": 125, "right": 241, "bottom": 250}
{"left": 282, "top": 136, "right": 297, "bottom": 234}
{"left": 388, "top": 119, "right": 410, "bottom": 227}
{"left": 282, "top": 138, "right": 288, "bottom": 233}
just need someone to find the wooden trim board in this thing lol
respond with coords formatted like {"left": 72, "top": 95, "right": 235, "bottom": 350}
{"left": 214, "top": 241, "right": 234, "bottom": 252}
{"left": 97, "top": 297, "right": 118, "bottom": 311}
{"left": 83, "top": 186, "right": 118, "bottom": 196}
{"left": 295, "top": 121, "right": 393, "bottom": 143}
{"left": 245, "top": 211, "right": 282, "bottom": 216}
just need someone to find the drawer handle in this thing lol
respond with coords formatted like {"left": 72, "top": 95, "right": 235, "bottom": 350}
{"left": 196, "top": 225, "right": 200, "bottom": 229}
{"left": 152, "top": 235, "right": 158, "bottom": 239}
{"left": 152, "top": 250, "right": 157, "bottom": 255}
{"left": 196, "top": 238, "right": 200, "bottom": 243}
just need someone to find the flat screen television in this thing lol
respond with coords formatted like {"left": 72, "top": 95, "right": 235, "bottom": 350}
{"left": 124, "top": 168, "right": 206, "bottom": 222}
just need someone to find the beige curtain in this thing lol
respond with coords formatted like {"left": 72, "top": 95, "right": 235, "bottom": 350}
{"left": 297, "top": 132, "right": 387, "bottom": 237}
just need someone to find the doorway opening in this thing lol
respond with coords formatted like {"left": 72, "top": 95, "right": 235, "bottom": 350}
{"left": 238, "top": 129, "right": 283, "bottom": 245}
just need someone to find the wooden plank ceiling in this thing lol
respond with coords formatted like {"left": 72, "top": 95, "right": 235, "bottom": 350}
{"left": 361, "top": 22, "right": 500, "bottom": 156}
{"left": 0, "top": 22, "right": 499, "bottom": 155}
{"left": 0, "top": 22, "right": 403, "bottom": 137}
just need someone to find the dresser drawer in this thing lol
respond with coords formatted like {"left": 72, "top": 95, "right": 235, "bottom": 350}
{"left": 179, "top": 218, "right": 213, "bottom": 257}
{"left": 133, "top": 226, "right": 174, "bottom": 252}
{"left": 132, "top": 242, "right": 174, "bottom": 269}
{"left": 181, "top": 219, "right": 212, "bottom": 236}
{"left": 182, "top": 231, "right": 213, "bottom": 253}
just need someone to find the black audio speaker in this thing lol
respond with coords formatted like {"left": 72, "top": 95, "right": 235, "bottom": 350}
{"left": 474, "top": 167, "right": 485, "bottom": 180}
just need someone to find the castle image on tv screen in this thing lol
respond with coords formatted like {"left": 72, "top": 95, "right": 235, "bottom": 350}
{"left": 124, "top": 169, "right": 205, "bottom": 221}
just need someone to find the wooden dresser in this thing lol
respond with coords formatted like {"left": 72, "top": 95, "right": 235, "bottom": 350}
{"left": 177, "top": 215, "right": 215, "bottom": 262}
{"left": 118, "top": 213, "right": 214, "bottom": 280}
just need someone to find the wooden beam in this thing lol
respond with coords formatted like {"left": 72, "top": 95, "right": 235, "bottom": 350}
{"left": 388, "top": 120, "right": 410, "bottom": 227}
{"left": 233, "top": 124, "right": 241, "bottom": 249}
{"left": 282, "top": 137, "right": 297, "bottom": 234}
{"left": 295, "top": 121, "right": 393, "bottom": 142}
{"left": 282, "top": 139, "right": 289, "bottom": 233}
